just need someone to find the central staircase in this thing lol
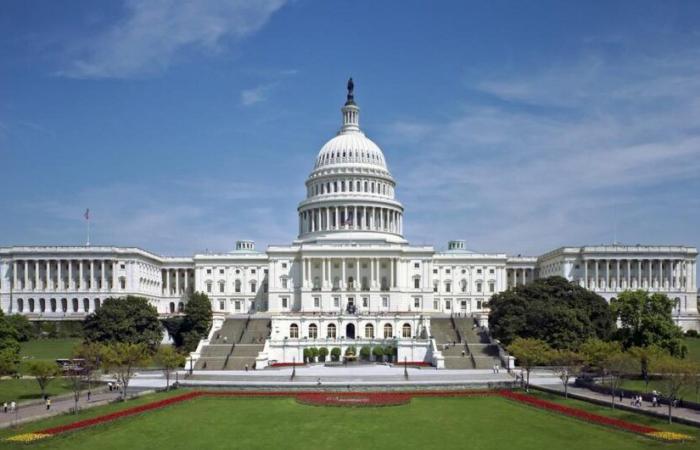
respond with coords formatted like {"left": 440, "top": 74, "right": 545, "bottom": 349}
{"left": 432, "top": 316, "right": 502, "bottom": 370}
{"left": 195, "top": 317, "right": 271, "bottom": 370}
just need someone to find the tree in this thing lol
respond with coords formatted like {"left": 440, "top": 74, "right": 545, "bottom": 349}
{"left": 489, "top": 277, "right": 615, "bottom": 350}
{"left": 318, "top": 347, "right": 329, "bottom": 362}
{"left": 611, "top": 290, "right": 686, "bottom": 357}
{"left": 154, "top": 346, "right": 185, "bottom": 391}
{"left": 101, "top": 342, "right": 151, "bottom": 400}
{"left": 550, "top": 349, "right": 584, "bottom": 398}
{"left": 83, "top": 296, "right": 162, "bottom": 351}
{"left": 604, "top": 351, "right": 637, "bottom": 409}
{"left": 26, "top": 360, "right": 60, "bottom": 398}
{"left": 164, "top": 292, "right": 213, "bottom": 352}
{"left": 580, "top": 338, "right": 621, "bottom": 372}
{"left": 331, "top": 347, "right": 341, "bottom": 362}
{"left": 651, "top": 354, "right": 696, "bottom": 424}
{"left": 360, "top": 345, "right": 371, "bottom": 361}
{"left": 5, "top": 314, "right": 35, "bottom": 341}
{"left": 0, "top": 310, "right": 20, "bottom": 376}
{"left": 72, "top": 341, "right": 104, "bottom": 393}
{"left": 507, "top": 338, "right": 552, "bottom": 392}
{"left": 372, "top": 346, "right": 385, "bottom": 362}
{"left": 628, "top": 345, "right": 666, "bottom": 390}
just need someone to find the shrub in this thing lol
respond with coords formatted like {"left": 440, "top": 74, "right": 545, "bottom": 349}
{"left": 330, "top": 347, "right": 341, "bottom": 361}
{"left": 360, "top": 345, "right": 371, "bottom": 360}
{"left": 303, "top": 348, "right": 312, "bottom": 363}
{"left": 372, "top": 346, "right": 384, "bottom": 361}
{"left": 318, "top": 347, "right": 329, "bottom": 362}
{"left": 685, "top": 330, "right": 699, "bottom": 338}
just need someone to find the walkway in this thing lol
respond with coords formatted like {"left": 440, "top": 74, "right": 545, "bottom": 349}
{"left": 0, "top": 388, "right": 132, "bottom": 429}
{"left": 528, "top": 369, "right": 700, "bottom": 427}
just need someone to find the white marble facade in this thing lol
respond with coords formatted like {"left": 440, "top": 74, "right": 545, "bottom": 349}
{"left": 0, "top": 82, "right": 698, "bottom": 333}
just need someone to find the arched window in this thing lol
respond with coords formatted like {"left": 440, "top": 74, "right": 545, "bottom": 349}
{"left": 61, "top": 298, "right": 67, "bottom": 312}
{"left": 365, "top": 323, "right": 374, "bottom": 338}
{"left": 235, "top": 279, "right": 241, "bottom": 293}
{"left": 40, "top": 298, "right": 46, "bottom": 312}
{"left": 327, "top": 323, "right": 337, "bottom": 338}
{"left": 178, "top": 302, "right": 184, "bottom": 312}
{"left": 445, "top": 281, "right": 451, "bottom": 293}
{"left": 402, "top": 323, "right": 412, "bottom": 338}
{"left": 460, "top": 279, "right": 467, "bottom": 292}
{"left": 28, "top": 298, "right": 34, "bottom": 313}
{"left": 17, "top": 298, "right": 24, "bottom": 312}
{"left": 169, "top": 302, "right": 175, "bottom": 313}
{"left": 383, "top": 323, "right": 393, "bottom": 338}
{"left": 95, "top": 298, "right": 101, "bottom": 310}
{"left": 290, "top": 323, "right": 299, "bottom": 338}
{"left": 309, "top": 323, "right": 318, "bottom": 339}
{"left": 83, "top": 298, "right": 90, "bottom": 312}
{"left": 251, "top": 282, "right": 257, "bottom": 293}
{"left": 218, "top": 281, "right": 225, "bottom": 293}
{"left": 72, "top": 298, "right": 79, "bottom": 312}
{"left": 413, "top": 276, "right": 420, "bottom": 289}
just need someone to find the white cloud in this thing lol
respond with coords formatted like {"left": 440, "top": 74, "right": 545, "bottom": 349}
{"left": 241, "top": 82, "right": 275, "bottom": 106}
{"left": 386, "top": 49, "right": 700, "bottom": 255}
{"left": 61, "top": 0, "right": 286, "bottom": 79}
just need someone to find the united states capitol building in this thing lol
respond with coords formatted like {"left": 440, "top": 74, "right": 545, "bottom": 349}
{"left": 0, "top": 81, "right": 698, "bottom": 368}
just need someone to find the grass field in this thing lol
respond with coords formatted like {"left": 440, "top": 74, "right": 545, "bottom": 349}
{"left": 1, "top": 390, "right": 699, "bottom": 450}
{"left": 684, "top": 337, "right": 700, "bottom": 363}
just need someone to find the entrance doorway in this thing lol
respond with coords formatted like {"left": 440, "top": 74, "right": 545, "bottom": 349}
{"left": 346, "top": 323, "right": 356, "bottom": 339}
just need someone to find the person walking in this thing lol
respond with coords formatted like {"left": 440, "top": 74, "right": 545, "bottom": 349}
{"left": 87, "top": 390, "right": 92, "bottom": 401}
{"left": 46, "top": 398, "right": 51, "bottom": 411}
{"left": 3, "top": 401, "right": 7, "bottom": 413}
{"left": 10, "top": 401, "right": 16, "bottom": 413}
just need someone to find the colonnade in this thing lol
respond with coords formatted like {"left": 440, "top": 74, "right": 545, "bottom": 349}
{"left": 506, "top": 268, "right": 535, "bottom": 288}
{"left": 582, "top": 258, "right": 696, "bottom": 291}
{"left": 299, "top": 206, "right": 402, "bottom": 235}
{"left": 300, "top": 256, "right": 399, "bottom": 291}
{"left": 11, "top": 259, "right": 118, "bottom": 292}
{"left": 162, "top": 268, "right": 194, "bottom": 296}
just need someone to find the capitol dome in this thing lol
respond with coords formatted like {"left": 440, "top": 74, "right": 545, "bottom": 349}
{"left": 296, "top": 79, "right": 405, "bottom": 244}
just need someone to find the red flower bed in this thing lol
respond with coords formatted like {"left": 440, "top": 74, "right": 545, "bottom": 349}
{"left": 296, "top": 392, "right": 411, "bottom": 407}
{"left": 394, "top": 361, "right": 432, "bottom": 367}
{"left": 497, "top": 390, "right": 657, "bottom": 435}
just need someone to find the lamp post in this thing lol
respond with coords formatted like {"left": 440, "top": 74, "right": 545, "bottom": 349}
{"left": 291, "top": 356, "right": 296, "bottom": 381}
{"left": 189, "top": 356, "right": 193, "bottom": 376}
{"left": 404, "top": 356, "right": 408, "bottom": 379}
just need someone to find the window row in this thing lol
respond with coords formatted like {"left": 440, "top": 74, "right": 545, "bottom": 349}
{"left": 288, "top": 323, "right": 412, "bottom": 339}
{"left": 15, "top": 297, "right": 101, "bottom": 313}
{"left": 206, "top": 280, "right": 266, "bottom": 294}
{"left": 308, "top": 178, "right": 393, "bottom": 197}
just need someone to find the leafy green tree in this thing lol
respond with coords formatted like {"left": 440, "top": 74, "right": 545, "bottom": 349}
{"left": 611, "top": 290, "right": 686, "bottom": 357}
{"left": 489, "top": 277, "right": 615, "bottom": 350}
{"left": 604, "top": 351, "right": 637, "bottom": 409}
{"left": 27, "top": 360, "right": 60, "bottom": 398}
{"left": 72, "top": 341, "right": 104, "bottom": 392}
{"left": 507, "top": 338, "right": 552, "bottom": 391}
{"left": 83, "top": 296, "right": 162, "bottom": 351}
{"left": 154, "top": 346, "right": 185, "bottom": 390}
{"left": 163, "top": 292, "right": 213, "bottom": 352}
{"left": 0, "top": 310, "right": 20, "bottom": 376}
{"left": 628, "top": 345, "right": 666, "bottom": 390}
{"left": 101, "top": 342, "right": 151, "bottom": 400}
{"left": 6, "top": 314, "right": 35, "bottom": 341}
{"left": 318, "top": 347, "right": 329, "bottom": 362}
{"left": 550, "top": 349, "right": 584, "bottom": 398}
{"left": 331, "top": 347, "right": 341, "bottom": 361}
{"left": 650, "top": 354, "right": 696, "bottom": 423}
{"left": 303, "top": 347, "right": 312, "bottom": 363}
{"left": 372, "top": 346, "right": 384, "bottom": 362}
{"left": 360, "top": 345, "right": 371, "bottom": 361}
{"left": 580, "top": 338, "right": 621, "bottom": 372}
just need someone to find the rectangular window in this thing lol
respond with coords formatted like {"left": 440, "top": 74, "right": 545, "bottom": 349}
{"left": 414, "top": 262, "right": 420, "bottom": 269}
{"left": 414, "top": 297, "right": 421, "bottom": 308}
{"left": 282, "top": 262, "right": 287, "bottom": 269}
{"left": 477, "top": 283, "right": 482, "bottom": 293}
{"left": 414, "top": 278, "right": 420, "bottom": 289}
{"left": 445, "top": 283, "right": 451, "bottom": 293}
{"left": 314, "top": 297, "right": 320, "bottom": 308}
{"left": 281, "top": 297, "right": 288, "bottom": 309}
{"left": 206, "top": 284, "right": 212, "bottom": 293}
{"left": 219, "top": 300, "right": 225, "bottom": 311}
{"left": 120, "top": 279, "right": 126, "bottom": 289}
{"left": 282, "top": 278, "right": 288, "bottom": 289}
{"left": 382, "top": 297, "right": 388, "bottom": 308}
{"left": 489, "top": 269, "right": 495, "bottom": 274}
{"left": 333, "top": 297, "right": 340, "bottom": 307}
{"left": 445, "top": 300, "right": 451, "bottom": 310}
{"left": 235, "top": 301, "right": 241, "bottom": 311}
{"left": 489, "top": 283, "right": 495, "bottom": 293}
{"left": 433, "top": 300, "right": 439, "bottom": 309}
{"left": 219, "top": 284, "right": 224, "bottom": 293}
{"left": 362, "top": 297, "right": 368, "bottom": 307}
{"left": 251, "top": 269, "right": 256, "bottom": 274}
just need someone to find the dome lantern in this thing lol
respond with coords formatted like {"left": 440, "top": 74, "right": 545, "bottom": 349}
{"left": 340, "top": 77, "right": 360, "bottom": 133}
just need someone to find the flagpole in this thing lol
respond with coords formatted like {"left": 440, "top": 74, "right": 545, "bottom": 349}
{"left": 87, "top": 217, "right": 90, "bottom": 246}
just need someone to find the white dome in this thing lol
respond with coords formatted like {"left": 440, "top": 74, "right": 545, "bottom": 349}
{"left": 314, "top": 131, "right": 388, "bottom": 170}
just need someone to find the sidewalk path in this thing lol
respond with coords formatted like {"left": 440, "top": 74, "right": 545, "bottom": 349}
{"left": 528, "top": 369, "right": 700, "bottom": 427}
{"left": 0, "top": 388, "right": 125, "bottom": 429}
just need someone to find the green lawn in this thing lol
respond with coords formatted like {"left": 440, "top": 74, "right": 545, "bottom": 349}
{"left": 684, "top": 337, "right": 700, "bottom": 363}
{"left": 0, "top": 378, "right": 87, "bottom": 403}
{"left": 2, "top": 391, "right": 699, "bottom": 449}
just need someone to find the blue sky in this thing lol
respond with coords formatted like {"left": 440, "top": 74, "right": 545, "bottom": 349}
{"left": 1, "top": 0, "right": 700, "bottom": 257}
